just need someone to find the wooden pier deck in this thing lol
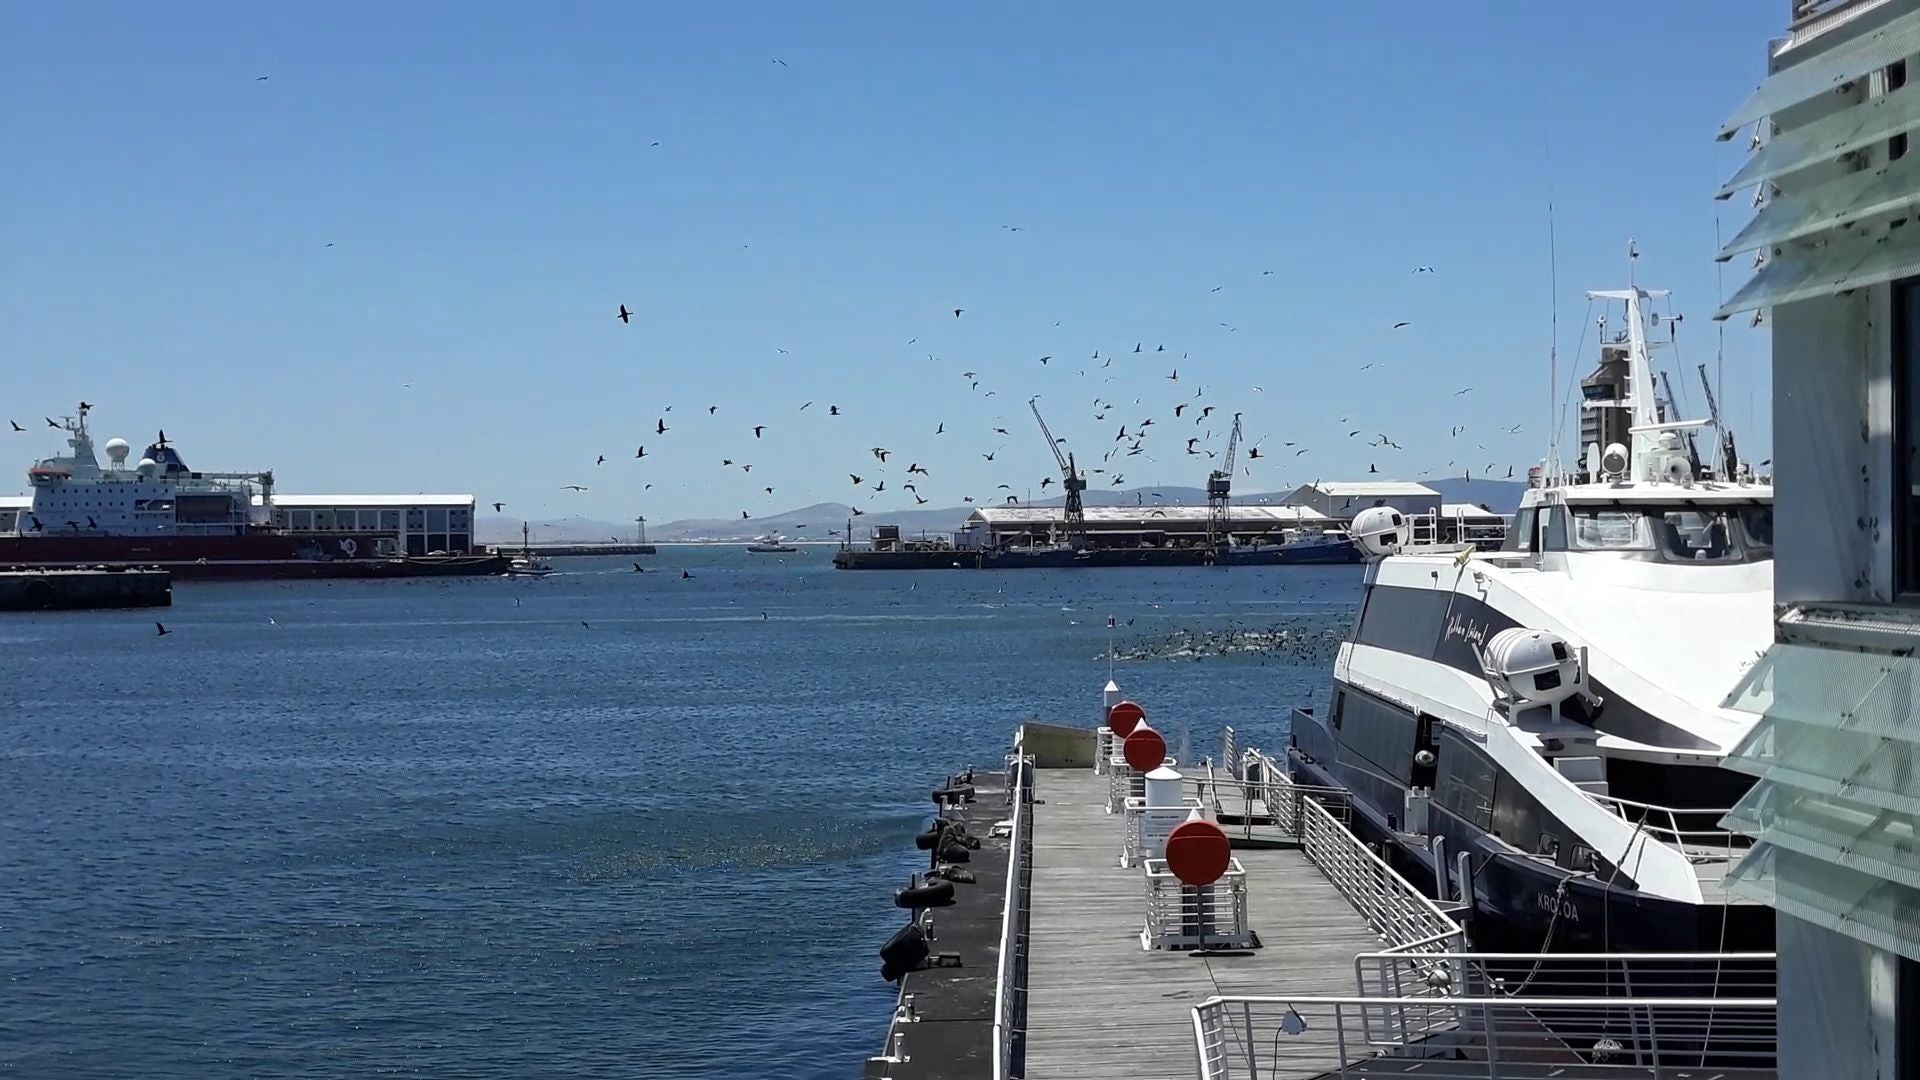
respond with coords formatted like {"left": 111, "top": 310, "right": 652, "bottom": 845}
{"left": 1021, "top": 768, "right": 1387, "bottom": 1080}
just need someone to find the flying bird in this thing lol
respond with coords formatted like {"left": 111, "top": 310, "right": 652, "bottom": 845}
{"left": 1166, "top": 369, "right": 1178, "bottom": 382}
{"left": 771, "top": 58, "right": 788, "bottom": 66}
{"left": 492, "top": 502, "right": 504, "bottom": 512}
{"left": 829, "top": 405, "right": 840, "bottom": 416}
{"left": 155, "top": 622, "right": 171, "bottom": 636}
{"left": 850, "top": 474, "right": 864, "bottom": 485}
{"left": 754, "top": 425, "right": 766, "bottom": 438}
{"left": 46, "top": 417, "right": 59, "bottom": 428}
{"left": 1413, "top": 266, "right": 1435, "bottom": 274}
{"left": 953, "top": 308, "right": 964, "bottom": 318}
{"left": 657, "top": 419, "right": 668, "bottom": 435}
{"left": 635, "top": 446, "right": 647, "bottom": 458}
{"left": 596, "top": 455, "right": 606, "bottom": 465}
{"left": 709, "top": 405, "right": 718, "bottom": 415}
{"left": 8, "top": 421, "right": 20, "bottom": 432}
{"left": 618, "top": 305, "right": 633, "bottom": 324}
{"left": 1392, "top": 321, "right": 1412, "bottom": 329}
{"left": 562, "top": 485, "right": 588, "bottom": 492}
{"left": 1038, "top": 356, "right": 1051, "bottom": 365}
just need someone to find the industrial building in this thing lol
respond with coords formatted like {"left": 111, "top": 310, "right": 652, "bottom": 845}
{"left": 255, "top": 494, "right": 478, "bottom": 555}
{"left": 0, "top": 492, "right": 477, "bottom": 555}
{"left": 1279, "top": 481, "right": 1441, "bottom": 519}
{"left": 954, "top": 504, "right": 1332, "bottom": 550}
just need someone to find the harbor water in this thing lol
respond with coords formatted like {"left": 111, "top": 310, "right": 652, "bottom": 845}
{"left": 0, "top": 549, "right": 1359, "bottom": 1079}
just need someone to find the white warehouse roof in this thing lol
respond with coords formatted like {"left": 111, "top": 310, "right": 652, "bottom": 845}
{"left": 1441, "top": 502, "right": 1506, "bottom": 521}
{"left": 0, "top": 494, "right": 28, "bottom": 510}
{"left": 966, "top": 505, "right": 1329, "bottom": 525}
{"left": 253, "top": 494, "right": 476, "bottom": 508}
{"left": 1288, "top": 481, "right": 1439, "bottom": 498}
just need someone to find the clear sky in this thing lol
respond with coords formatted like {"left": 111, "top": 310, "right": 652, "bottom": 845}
{"left": 1, "top": 2, "right": 1782, "bottom": 525}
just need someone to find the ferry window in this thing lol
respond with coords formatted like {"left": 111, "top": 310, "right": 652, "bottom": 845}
{"left": 1541, "top": 507, "right": 1569, "bottom": 550}
{"left": 1503, "top": 508, "right": 1536, "bottom": 552}
{"left": 1651, "top": 509, "right": 1740, "bottom": 563}
{"left": 1735, "top": 506, "right": 1773, "bottom": 553}
{"left": 1570, "top": 509, "right": 1652, "bottom": 550}
{"left": 380, "top": 510, "right": 401, "bottom": 531}
{"left": 406, "top": 509, "right": 425, "bottom": 530}
{"left": 1899, "top": 278, "right": 1920, "bottom": 596}
{"left": 313, "top": 510, "right": 336, "bottom": 531}
{"left": 1434, "top": 727, "right": 1495, "bottom": 832}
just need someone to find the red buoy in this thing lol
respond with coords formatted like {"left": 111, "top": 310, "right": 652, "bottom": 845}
{"left": 1164, "top": 818, "right": 1232, "bottom": 886}
{"left": 1122, "top": 724, "right": 1166, "bottom": 773}
{"left": 1107, "top": 700, "right": 1146, "bottom": 737}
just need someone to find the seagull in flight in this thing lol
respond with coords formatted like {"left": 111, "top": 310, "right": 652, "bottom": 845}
{"left": 953, "top": 308, "right": 964, "bottom": 318}
{"left": 562, "top": 485, "right": 588, "bottom": 492}
{"left": 1392, "top": 321, "right": 1412, "bottom": 329}
{"left": 754, "top": 425, "right": 766, "bottom": 438}
{"left": 657, "top": 418, "right": 668, "bottom": 435}
{"left": 155, "top": 621, "right": 171, "bottom": 636}
{"left": 617, "top": 305, "right": 632, "bottom": 324}
{"left": 7, "top": 421, "right": 20, "bottom": 432}
{"left": 492, "top": 502, "right": 504, "bottom": 512}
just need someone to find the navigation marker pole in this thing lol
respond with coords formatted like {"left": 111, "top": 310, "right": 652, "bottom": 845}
{"left": 1107, "top": 614, "right": 1117, "bottom": 680}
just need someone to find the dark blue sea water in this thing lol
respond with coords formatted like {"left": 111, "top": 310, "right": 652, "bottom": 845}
{"left": 0, "top": 550, "right": 1361, "bottom": 1079}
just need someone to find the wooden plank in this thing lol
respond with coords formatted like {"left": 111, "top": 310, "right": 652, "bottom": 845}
{"left": 1021, "top": 769, "right": 1388, "bottom": 1080}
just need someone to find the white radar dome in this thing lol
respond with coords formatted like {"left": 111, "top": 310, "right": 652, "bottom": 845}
{"left": 1349, "top": 506, "right": 1407, "bottom": 560}
{"left": 103, "top": 437, "right": 131, "bottom": 464}
{"left": 1600, "top": 442, "right": 1630, "bottom": 478}
{"left": 1482, "top": 627, "right": 1583, "bottom": 709}
{"left": 137, "top": 457, "right": 158, "bottom": 476}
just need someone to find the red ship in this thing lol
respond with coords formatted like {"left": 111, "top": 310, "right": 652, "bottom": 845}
{"left": 0, "top": 405, "right": 506, "bottom": 580}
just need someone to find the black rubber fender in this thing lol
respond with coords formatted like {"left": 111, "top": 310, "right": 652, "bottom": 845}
{"left": 894, "top": 878, "right": 956, "bottom": 909}
{"left": 937, "top": 842, "right": 971, "bottom": 864}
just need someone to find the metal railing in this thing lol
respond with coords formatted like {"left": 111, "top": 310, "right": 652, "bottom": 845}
{"left": 1299, "top": 796, "right": 1463, "bottom": 958}
{"left": 1123, "top": 795, "right": 1203, "bottom": 868}
{"left": 1350, "top": 950, "right": 1778, "bottom": 1050}
{"left": 1192, "top": 993, "right": 1778, "bottom": 1080}
{"left": 1142, "top": 857, "right": 1255, "bottom": 950}
{"left": 991, "top": 752, "right": 1034, "bottom": 1080}
{"left": 1581, "top": 792, "right": 1746, "bottom": 861}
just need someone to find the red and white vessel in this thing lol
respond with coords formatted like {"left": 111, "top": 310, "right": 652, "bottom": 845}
{"left": 0, "top": 404, "right": 505, "bottom": 580}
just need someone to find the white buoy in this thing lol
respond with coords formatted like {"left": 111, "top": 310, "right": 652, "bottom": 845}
{"left": 1102, "top": 679, "right": 1122, "bottom": 714}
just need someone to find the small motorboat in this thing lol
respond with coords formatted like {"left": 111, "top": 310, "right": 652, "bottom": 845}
{"left": 505, "top": 523, "right": 555, "bottom": 577}
{"left": 746, "top": 534, "right": 798, "bottom": 554}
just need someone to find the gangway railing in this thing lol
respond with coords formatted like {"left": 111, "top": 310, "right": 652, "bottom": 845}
{"left": 1298, "top": 796, "right": 1462, "bottom": 957}
{"left": 1350, "top": 949, "right": 1778, "bottom": 1051}
{"left": 1192, "top": 993, "right": 1777, "bottom": 1080}
{"left": 1582, "top": 792, "right": 1747, "bottom": 861}
{"left": 991, "top": 749, "right": 1034, "bottom": 1080}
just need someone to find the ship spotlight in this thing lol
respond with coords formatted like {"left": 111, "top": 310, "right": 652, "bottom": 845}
{"left": 1600, "top": 442, "right": 1629, "bottom": 479}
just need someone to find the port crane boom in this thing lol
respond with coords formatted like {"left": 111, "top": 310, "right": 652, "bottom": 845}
{"left": 1206, "top": 413, "right": 1241, "bottom": 549}
{"left": 1031, "top": 400, "right": 1086, "bottom": 548}
{"left": 1697, "top": 363, "right": 1739, "bottom": 478}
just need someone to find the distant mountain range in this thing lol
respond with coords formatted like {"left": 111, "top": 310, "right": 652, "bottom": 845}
{"left": 476, "top": 478, "right": 1527, "bottom": 544}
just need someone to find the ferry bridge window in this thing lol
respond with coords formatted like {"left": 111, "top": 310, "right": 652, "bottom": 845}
{"left": 1651, "top": 509, "right": 1740, "bottom": 563}
{"left": 1571, "top": 509, "right": 1651, "bottom": 550}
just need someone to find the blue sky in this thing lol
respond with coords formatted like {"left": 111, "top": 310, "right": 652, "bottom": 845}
{"left": 1, "top": 2, "right": 1781, "bottom": 524}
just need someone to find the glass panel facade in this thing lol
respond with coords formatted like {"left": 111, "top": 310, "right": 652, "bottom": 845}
{"left": 406, "top": 509, "right": 425, "bottom": 531}
{"left": 1901, "top": 278, "right": 1920, "bottom": 593}
{"left": 1717, "top": 80, "right": 1920, "bottom": 197}
{"left": 1716, "top": 233, "right": 1920, "bottom": 317}
{"left": 427, "top": 509, "right": 449, "bottom": 532}
{"left": 1717, "top": 8, "right": 1920, "bottom": 138}
{"left": 380, "top": 510, "right": 401, "bottom": 531}
{"left": 1726, "top": 714, "right": 1920, "bottom": 815}
{"left": 1721, "top": 154, "right": 1920, "bottom": 257}
{"left": 312, "top": 510, "right": 336, "bottom": 531}
{"left": 1723, "top": 843, "right": 1920, "bottom": 961}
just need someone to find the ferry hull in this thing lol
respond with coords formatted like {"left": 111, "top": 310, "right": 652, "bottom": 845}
{"left": 1289, "top": 754, "right": 1774, "bottom": 954}
{"left": 0, "top": 534, "right": 507, "bottom": 580}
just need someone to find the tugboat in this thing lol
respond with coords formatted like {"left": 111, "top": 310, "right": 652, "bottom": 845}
{"left": 505, "top": 523, "right": 555, "bottom": 577}
{"left": 746, "top": 534, "right": 798, "bottom": 553}
{"left": 0, "top": 404, "right": 507, "bottom": 579}
{"left": 1288, "top": 279, "right": 1777, "bottom": 954}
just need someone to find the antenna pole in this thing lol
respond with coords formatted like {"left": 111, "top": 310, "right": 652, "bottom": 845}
{"left": 1546, "top": 195, "right": 1561, "bottom": 481}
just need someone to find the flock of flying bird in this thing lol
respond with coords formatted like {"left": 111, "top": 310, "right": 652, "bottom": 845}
{"left": 470, "top": 264, "right": 1529, "bottom": 535}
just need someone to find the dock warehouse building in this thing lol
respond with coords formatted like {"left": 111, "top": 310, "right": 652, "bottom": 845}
{"left": 954, "top": 504, "right": 1332, "bottom": 550}
{"left": 1279, "top": 481, "right": 1441, "bottom": 520}
{"left": 255, "top": 494, "right": 478, "bottom": 555}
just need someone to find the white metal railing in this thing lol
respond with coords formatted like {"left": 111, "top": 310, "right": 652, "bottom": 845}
{"left": 1582, "top": 792, "right": 1746, "bottom": 861}
{"left": 991, "top": 752, "right": 1033, "bottom": 1080}
{"left": 1192, "top": 994, "right": 1778, "bottom": 1080}
{"left": 1299, "top": 796, "right": 1463, "bottom": 958}
{"left": 1350, "top": 950, "right": 1778, "bottom": 1050}
{"left": 1093, "top": 727, "right": 1114, "bottom": 774}
{"left": 1123, "top": 795, "right": 1203, "bottom": 868}
{"left": 1142, "top": 857, "right": 1255, "bottom": 950}
{"left": 1221, "top": 725, "right": 1240, "bottom": 780}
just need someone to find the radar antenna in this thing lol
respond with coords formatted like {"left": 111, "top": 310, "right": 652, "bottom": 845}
{"left": 1030, "top": 400, "right": 1086, "bottom": 548}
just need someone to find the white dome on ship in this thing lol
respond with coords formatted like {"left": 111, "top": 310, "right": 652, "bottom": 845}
{"left": 104, "top": 437, "right": 131, "bottom": 464}
{"left": 137, "top": 457, "right": 158, "bottom": 476}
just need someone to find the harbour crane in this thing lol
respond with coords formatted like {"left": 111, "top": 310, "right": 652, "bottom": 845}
{"left": 1206, "top": 413, "right": 1242, "bottom": 550}
{"left": 1030, "top": 400, "right": 1086, "bottom": 548}
{"left": 1697, "top": 363, "right": 1739, "bottom": 478}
